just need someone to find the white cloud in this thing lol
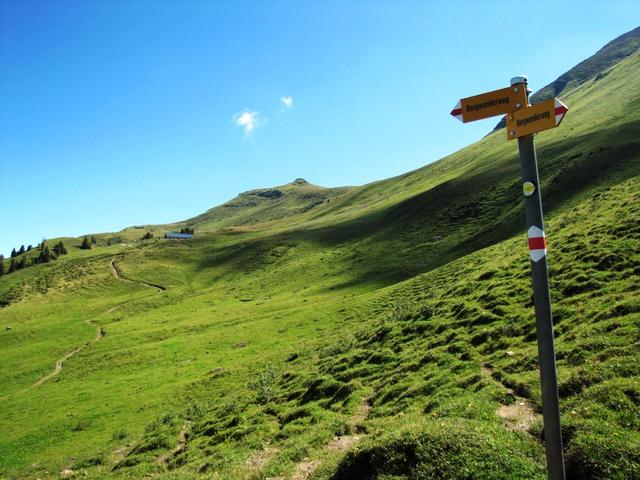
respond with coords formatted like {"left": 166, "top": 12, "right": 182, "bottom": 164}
{"left": 234, "top": 110, "right": 264, "bottom": 136}
{"left": 280, "top": 96, "right": 293, "bottom": 108}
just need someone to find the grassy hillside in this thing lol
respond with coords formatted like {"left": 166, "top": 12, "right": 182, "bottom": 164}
{"left": 1, "top": 49, "right": 639, "bottom": 480}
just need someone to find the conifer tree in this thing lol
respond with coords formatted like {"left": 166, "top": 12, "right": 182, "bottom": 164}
{"left": 17, "top": 257, "right": 27, "bottom": 270}
{"left": 80, "top": 236, "right": 92, "bottom": 250}
{"left": 27, "top": 245, "right": 33, "bottom": 252}
{"left": 91, "top": 236, "right": 97, "bottom": 245}
{"left": 60, "top": 241, "right": 67, "bottom": 255}
{"left": 53, "top": 241, "right": 68, "bottom": 256}
{"left": 0, "top": 255, "right": 4, "bottom": 276}
{"left": 11, "top": 248, "right": 17, "bottom": 258}
{"left": 9, "top": 258, "right": 17, "bottom": 273}
{"left": 38, "top": 246, "right": 52, "bottom": 263}
{"left": 18, "top": 245, "right": 25, "bottom": 255}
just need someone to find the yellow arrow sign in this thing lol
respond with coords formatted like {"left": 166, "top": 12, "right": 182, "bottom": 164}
{"left": 451, "top": 85, "right": 528, "bottom": 123}
{"left": 505, "top": 98, "right": 569, "bottom": 139}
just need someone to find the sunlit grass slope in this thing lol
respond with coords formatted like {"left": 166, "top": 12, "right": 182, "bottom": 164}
{"left": 0, "top": 51, "right": 639, "bottom": 480}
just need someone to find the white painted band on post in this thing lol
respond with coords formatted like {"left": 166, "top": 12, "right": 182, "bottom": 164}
{"left": 528, "top": 225, "right": 547, "bottom": 262}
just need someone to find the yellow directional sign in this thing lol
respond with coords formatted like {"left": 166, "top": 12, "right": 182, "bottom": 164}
{"left": 505, "top": 98, "right": 568, "bottom": 139}
{"left": 451, "top": 85, "right": 528, "bottom": 123}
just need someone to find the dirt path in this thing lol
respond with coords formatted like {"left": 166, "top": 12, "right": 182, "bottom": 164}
{"left": 28, "top": 318, "right": 104, "bottom": 387}
{"left": 33, "top": 345, "right": 87, "bottom": 386}
{"left": 28, "top": 259, "right": 165, "bottom": 389}
{"left": 110, "top": 259, "right": 166, "bottom": 291}
{"left": 481, "top": 366, "right": 541, "bottom": 433}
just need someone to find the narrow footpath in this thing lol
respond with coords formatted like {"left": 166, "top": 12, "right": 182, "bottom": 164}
{"left": 28, "top": 259, "right": 165, "bottom": 389}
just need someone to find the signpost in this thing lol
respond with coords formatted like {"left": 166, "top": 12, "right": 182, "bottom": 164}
{"left": 451, "top": 76, "right": 567, "bottom": 480}
{"left": 451, "top": 86, "right": 528, "bottom": 123}
{"left": 506, "top": 98, "right": 568, "bottom": 139}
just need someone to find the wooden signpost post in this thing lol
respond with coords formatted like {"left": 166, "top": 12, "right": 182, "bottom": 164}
{"left": 452, "top": 76, "right": 568, "bottom": 480}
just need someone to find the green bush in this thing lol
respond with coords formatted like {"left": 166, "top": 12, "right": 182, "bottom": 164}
{"left": 249, "top": 363, "right": 279, "bottom": 404}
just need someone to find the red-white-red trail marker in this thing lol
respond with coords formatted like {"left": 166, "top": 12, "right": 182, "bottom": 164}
{"left": 528, "top": 225, "right": 547, "bottom": 262}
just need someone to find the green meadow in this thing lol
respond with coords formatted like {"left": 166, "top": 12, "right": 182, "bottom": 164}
{"left": 1, "top": 49, "right": 639, "bottom": 480}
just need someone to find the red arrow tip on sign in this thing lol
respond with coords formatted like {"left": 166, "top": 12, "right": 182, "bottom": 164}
{"left": 554, "top": 98, "right": 568, "bottom": 125}
{"left": 451, "top": 101, "right": 463, "bottom": 122}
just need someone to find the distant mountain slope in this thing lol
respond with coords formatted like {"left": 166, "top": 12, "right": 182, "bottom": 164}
{"left": 533, "top": 26, "right": 640, "bottom": 102}
{"left": 493, "top": 25, "right": 639, "bottom": 131}
{"left": 186, "top": 178, "right": 351, "bottom": 233}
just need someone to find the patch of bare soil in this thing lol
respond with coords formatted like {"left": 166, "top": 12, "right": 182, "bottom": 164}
{"left": 291, "top": 460, "right": 321, "bottom": 480}
{"left": 246, "top": 446, "right": 279, "bottom": 471}
{"left": 497, "top": 400, "right": 540, "bottom": 432}
{"left": 327, "top": 435, "right": 361, "bottom": 452}
{"left": 481, "top": 364, "right": 541, "bottom": 433}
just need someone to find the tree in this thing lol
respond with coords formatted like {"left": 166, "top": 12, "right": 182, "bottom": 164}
{"left": 0, "top": 255, "right": 4, "bottom": 276}
{"left": 18, "top": 245, "right": 25, "bottom": 255}
{"left": 27, "top": 245, "right": 33, "bottom": 251}
{"left": 17, "top": 257, "right": 27, "bottom": 270}
{"left": 53, "top": 241, "right": 67, "bottom": 256}
{"left": 11, "top": 248, "right": 17, "bottom": 258}
{"left": 9, "top": 258, "right": 17, "bottom": 273}
{"left": 91, "top": 236, "right": 97, "bottom": 245}
{"left": 38, "top": 246, "right": 52, "bottom": 263}
{"left": 142, "top": 232, "right": 153, "bottom": 240}
{"left": 80, "top": 236, "right": 92, "bottom": 250}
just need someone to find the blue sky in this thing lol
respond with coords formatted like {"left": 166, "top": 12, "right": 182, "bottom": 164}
{"left": 1, "top": 1, "right": 638, "bottom": 255}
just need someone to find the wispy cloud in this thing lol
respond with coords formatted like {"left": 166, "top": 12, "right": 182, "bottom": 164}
{"left": 280, "top": 96, "right": 293, "bottom": 108}
{"left": 233, "top": 110, "right": 265, "bottom": 136}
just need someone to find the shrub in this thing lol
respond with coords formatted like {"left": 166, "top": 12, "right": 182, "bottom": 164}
{"left": 390, "top": 299, "right": 414, "bottom": 321}
{"left": 186, "top": 401, "right": 206, "bottom": 420}
{"left": 249, "top": 363, "right": 279, "bottom": 404}
{"left": 110, "top": 429, "right": 129, "bottom": 442}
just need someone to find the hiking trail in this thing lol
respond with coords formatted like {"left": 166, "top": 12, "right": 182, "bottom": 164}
{"left": 27, "top": 259, "right": 165, "bottom": 389}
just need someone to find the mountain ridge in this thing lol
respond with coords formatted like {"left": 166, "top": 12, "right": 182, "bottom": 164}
{"left": 492, "top": 25, "right": 640, "bottom": 131}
